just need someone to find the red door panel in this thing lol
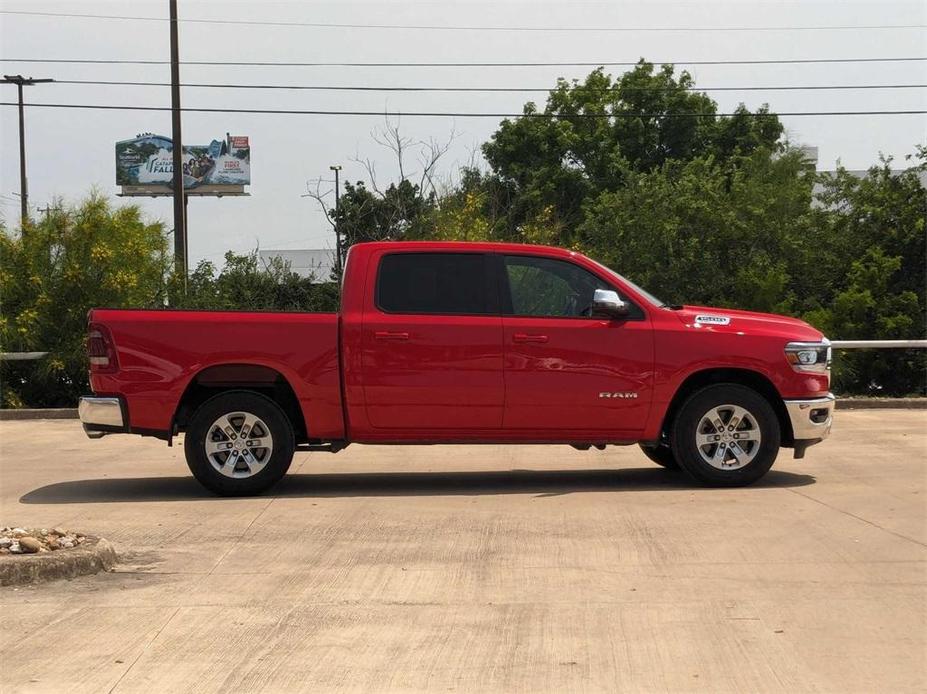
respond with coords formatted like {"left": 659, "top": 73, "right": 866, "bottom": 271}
{"left": 359, "top": 250, "right": 504, "bottom": 431}
{"left": 361, "top": 313, "right": 504, "bottom": 429}
{"left": 502, "top": 317, "right": 654, "bottom": 436}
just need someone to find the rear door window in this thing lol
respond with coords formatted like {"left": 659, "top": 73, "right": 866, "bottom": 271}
{"left": 376, "top": 253, "right": 494, "bottom": 315}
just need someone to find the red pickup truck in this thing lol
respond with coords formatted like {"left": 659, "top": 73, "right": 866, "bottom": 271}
{"left": 79, "top": 241, "right": 834, "bottom": 495}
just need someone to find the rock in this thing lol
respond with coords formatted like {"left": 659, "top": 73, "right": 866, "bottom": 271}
{"left": 0, "top": 537, "right": 11, "bottom": 549}
{"left": 47, "top": 538, "right": 59, "bottom": 550}
{"left": 58, "top": 538, "right": 74, "bottom": 549}
{"left": 18, "top": 537, "right": 42, "bottom": 553}
{"left": 0, "top": 548, "right": 9, "bottom": 554}
{"left": 52, "top": 527, "right": 67, "bottom": 536}
{"left": 11, "top": 528, "right": 26, "bottom": 538}
{"left": 9, "top": 542, "right": 22, "bottom": 553}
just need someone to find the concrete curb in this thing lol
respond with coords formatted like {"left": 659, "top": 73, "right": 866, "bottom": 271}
{"left": 0, "top": 537, "right": 117, "bottom": 587}
{"left": 0, "top": 408, "right": 78, "bottom": 421}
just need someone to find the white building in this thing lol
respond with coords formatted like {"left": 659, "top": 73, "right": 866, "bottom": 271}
{"left": 800, "top": 146, "right": 927, "bottom": 192}
{"left": 258, "top": 249, "right": 336, "bottom": 282}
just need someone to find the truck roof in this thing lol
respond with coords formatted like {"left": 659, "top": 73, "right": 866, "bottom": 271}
{"left": 350, "top": 240, "right": 582, "bottom": 258}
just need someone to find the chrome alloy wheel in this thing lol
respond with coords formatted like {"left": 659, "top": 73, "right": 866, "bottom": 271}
{"left": 204, "top": 411, "right": 274, "bottom": 478}
{"left": 695, "top": 404, "right": 762, "bottom": 470}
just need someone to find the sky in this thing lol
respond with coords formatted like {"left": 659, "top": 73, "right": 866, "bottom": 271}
{"left": 1, "top": 0, "right": 925, "bottom": 266}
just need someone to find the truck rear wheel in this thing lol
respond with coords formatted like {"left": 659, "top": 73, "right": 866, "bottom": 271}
{"left": 670, "top": 384, "right": 780, "bottom": 486}
{"left": 184, "top": 391, "right": 295, "bottom": 496}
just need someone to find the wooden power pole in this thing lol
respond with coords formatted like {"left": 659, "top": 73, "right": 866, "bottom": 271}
{"left": 2, "top": 74, "right": 54, "bottom": 231}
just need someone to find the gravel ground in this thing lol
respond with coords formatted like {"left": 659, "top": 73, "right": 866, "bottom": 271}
{"left": 0, "top": 527, "right": 86, "bottom": 555}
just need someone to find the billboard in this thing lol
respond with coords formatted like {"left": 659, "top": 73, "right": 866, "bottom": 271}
{"left": 115, "top": 133, "right": 250, "bottom": 194}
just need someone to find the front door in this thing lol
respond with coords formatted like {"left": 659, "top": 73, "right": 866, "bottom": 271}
{"left": 499, "top": 254, "right": 654, "bottom": 437}
{"left": 361, "top": 251, "right": 504, "bottom": 431}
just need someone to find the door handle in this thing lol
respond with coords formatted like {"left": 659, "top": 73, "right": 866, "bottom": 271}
{"left": 513, "top": 333, "right": 549, "bottom": 343}
{"left": 374, "top": 331, "right": 410, "bottom": 341}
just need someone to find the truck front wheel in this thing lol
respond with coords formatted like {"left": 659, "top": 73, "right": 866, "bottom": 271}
{"left": 184, "top": 391, "right": 295, "bottom": 496}
{"left": 670, "top": 384, "right": 780, "bottom": 486}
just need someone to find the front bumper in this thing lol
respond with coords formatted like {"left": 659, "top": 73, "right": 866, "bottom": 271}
{"left": 78, "top": 396, "right": 126, "bottom": 438}
{"left": 784, "top": 393, "right": 835, "bottom": 457}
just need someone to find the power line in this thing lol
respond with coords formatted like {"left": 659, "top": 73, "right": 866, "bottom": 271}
{"left": 2, "top": 102, "right": 923, "bottom": 118}
{"left": 1, "top": 10, "right": 923, "bottom": 32}
{"left": 53, "top": 79, "right": 927, "bottom": 93}
{"left": 3, "top": 57, "right": 926, "bottom": 68}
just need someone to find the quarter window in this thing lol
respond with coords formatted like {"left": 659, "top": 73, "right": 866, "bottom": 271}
{"left": 376, "top": 253, "right": 492, "bottom": 315}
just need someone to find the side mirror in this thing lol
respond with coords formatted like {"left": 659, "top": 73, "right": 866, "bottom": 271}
{"left": 592, "top": 289, "right": 630, "bottom": 318}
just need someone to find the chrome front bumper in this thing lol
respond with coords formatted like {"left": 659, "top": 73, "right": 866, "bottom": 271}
{"left": 784, "top": 393, "right": 835, "bottom": 457}
{"left": 78, "top": 396, "right": 126, "bottom": 438}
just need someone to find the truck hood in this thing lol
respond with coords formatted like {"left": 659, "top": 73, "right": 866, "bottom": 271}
{"left": 671, "top": 305, "right": 824, "bottom": 341}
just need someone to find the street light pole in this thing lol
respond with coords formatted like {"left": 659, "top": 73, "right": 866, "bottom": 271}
{"left": 2, "top": 75, "right": 53, "bottom": 230}
{"left": 169, "top": 0, "right": 187, "bottom": 287}
{"left": 330, "top": 165, "right": 342, "bottom": 275}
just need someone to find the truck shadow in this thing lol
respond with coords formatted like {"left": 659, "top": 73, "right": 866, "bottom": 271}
{"left": 19, "top": 467, "right": 815, "bottom": 504}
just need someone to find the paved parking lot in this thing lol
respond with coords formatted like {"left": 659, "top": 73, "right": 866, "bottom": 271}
{"left": 0, "top": 410, "right": 925, "bottom": 693}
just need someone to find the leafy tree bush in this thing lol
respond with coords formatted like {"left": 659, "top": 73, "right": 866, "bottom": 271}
{"left": 802, "top": 154, "right": 926, "bottom": 395}
{"left": 173, "top": 252, "right": 339, "bottom": 313}
{"left": 1, "top": 194, "right": 169, "bottom": 407}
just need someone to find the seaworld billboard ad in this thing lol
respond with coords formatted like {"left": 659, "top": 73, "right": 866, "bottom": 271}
{"left": 115, "top": 133, "right": 250, "bottom": 192}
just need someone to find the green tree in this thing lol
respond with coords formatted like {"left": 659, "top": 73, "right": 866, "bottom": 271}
{"left": 802, "top": 152, "right": 926, "bottom": 395}
{"left": 174, "top": 251, "right": 339, "bottom": 313}
{"left": 0, "top": 194, "right": 169, "bottom": 407}
{"left": 481, "top": 61, "right": 783, "bottom": 237}
{"left": 578, "top": 147, "right": 816, "bottom": 313}
{"left": 333, "top": 179, "right": 436, "bottom": 248}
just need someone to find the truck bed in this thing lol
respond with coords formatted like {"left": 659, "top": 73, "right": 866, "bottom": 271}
{"left": 88, "top": 308, "right": 344, "bottom": 438}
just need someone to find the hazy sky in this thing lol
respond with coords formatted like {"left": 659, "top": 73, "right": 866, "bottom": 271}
{"left": 1, "top": 0, "right": 925, "bottom": 265}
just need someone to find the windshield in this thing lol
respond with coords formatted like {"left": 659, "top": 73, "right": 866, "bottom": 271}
{"left": 588, "top": 258, "right": 667, "bottom": 308}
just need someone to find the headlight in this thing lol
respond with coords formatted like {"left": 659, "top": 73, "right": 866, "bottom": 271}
{"left": 785, "top": 339, "right": 831, "bottom": 374}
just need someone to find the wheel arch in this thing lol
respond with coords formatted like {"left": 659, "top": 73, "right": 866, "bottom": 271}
{"left": 172, "top": 363, "right": 308, "bottom": 443}
{"left": 660, "top": 368, "right": 794, "bottom": 446}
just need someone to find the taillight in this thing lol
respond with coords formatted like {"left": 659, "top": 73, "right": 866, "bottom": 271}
{"left": 87, "top": 323, "right": 118, "bottom": 373}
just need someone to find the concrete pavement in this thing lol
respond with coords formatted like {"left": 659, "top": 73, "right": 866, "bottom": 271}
{"left": 0, "top": 410, "right": 925, "bottom": 693}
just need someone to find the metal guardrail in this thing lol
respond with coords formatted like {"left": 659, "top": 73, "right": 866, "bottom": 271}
{"left": 830, "top": 340, "right": 927, "bottom": 349}
{"left": 0, "top": 352, "right": 49, "bottom": 361}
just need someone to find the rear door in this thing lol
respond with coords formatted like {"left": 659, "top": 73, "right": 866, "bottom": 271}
{"left": 499, "top": 254, "right": 654, "bottom": 437}
{"left": 360, "top": 251, "right": 504, "bottom": 430}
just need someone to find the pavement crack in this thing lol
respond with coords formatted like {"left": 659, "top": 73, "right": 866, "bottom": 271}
{"left": 204, "top": 496, "right": 277, "bottom": 577}
{"left": 107, "top": 606, "right": 181, "bottom": 694}
{"left": 784, "top": 487, "right": 927, "bottom": 549}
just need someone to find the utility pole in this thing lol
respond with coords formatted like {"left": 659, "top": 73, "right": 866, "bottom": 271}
{"left": 169, "top": 0, "right": 187, "bottom": 287}
{"left": 37, "top": 203, "right": 58, "bottom": 221}
{"left": 2, "top": 75, "right": 53, "bottom": 231}
{"left": 330, "top": 165, "right": 343, "bottom": 275}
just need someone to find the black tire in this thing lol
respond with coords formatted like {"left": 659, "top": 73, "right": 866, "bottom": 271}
{"left": 639, "top": 443, "right": 679, "bottom": 469}
{"left": 670, "top": 384, "right": 780, "bottom": 487}
{"left": 184, "top": 390, "right": 295, "bottom": 496}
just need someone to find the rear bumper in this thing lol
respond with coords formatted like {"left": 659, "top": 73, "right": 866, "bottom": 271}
{"left": 78, "top": 396, "right": 127, "bottom": 438}
{"left": 784, "top": 393, "right": 835, "bottom": 457}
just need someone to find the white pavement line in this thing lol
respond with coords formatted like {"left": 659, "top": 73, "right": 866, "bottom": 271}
{"left": 784, "top": 487, "right": 927, "bottom": 549}
{"left": 108, "top": 606, "right": 182, "bottom": 694}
